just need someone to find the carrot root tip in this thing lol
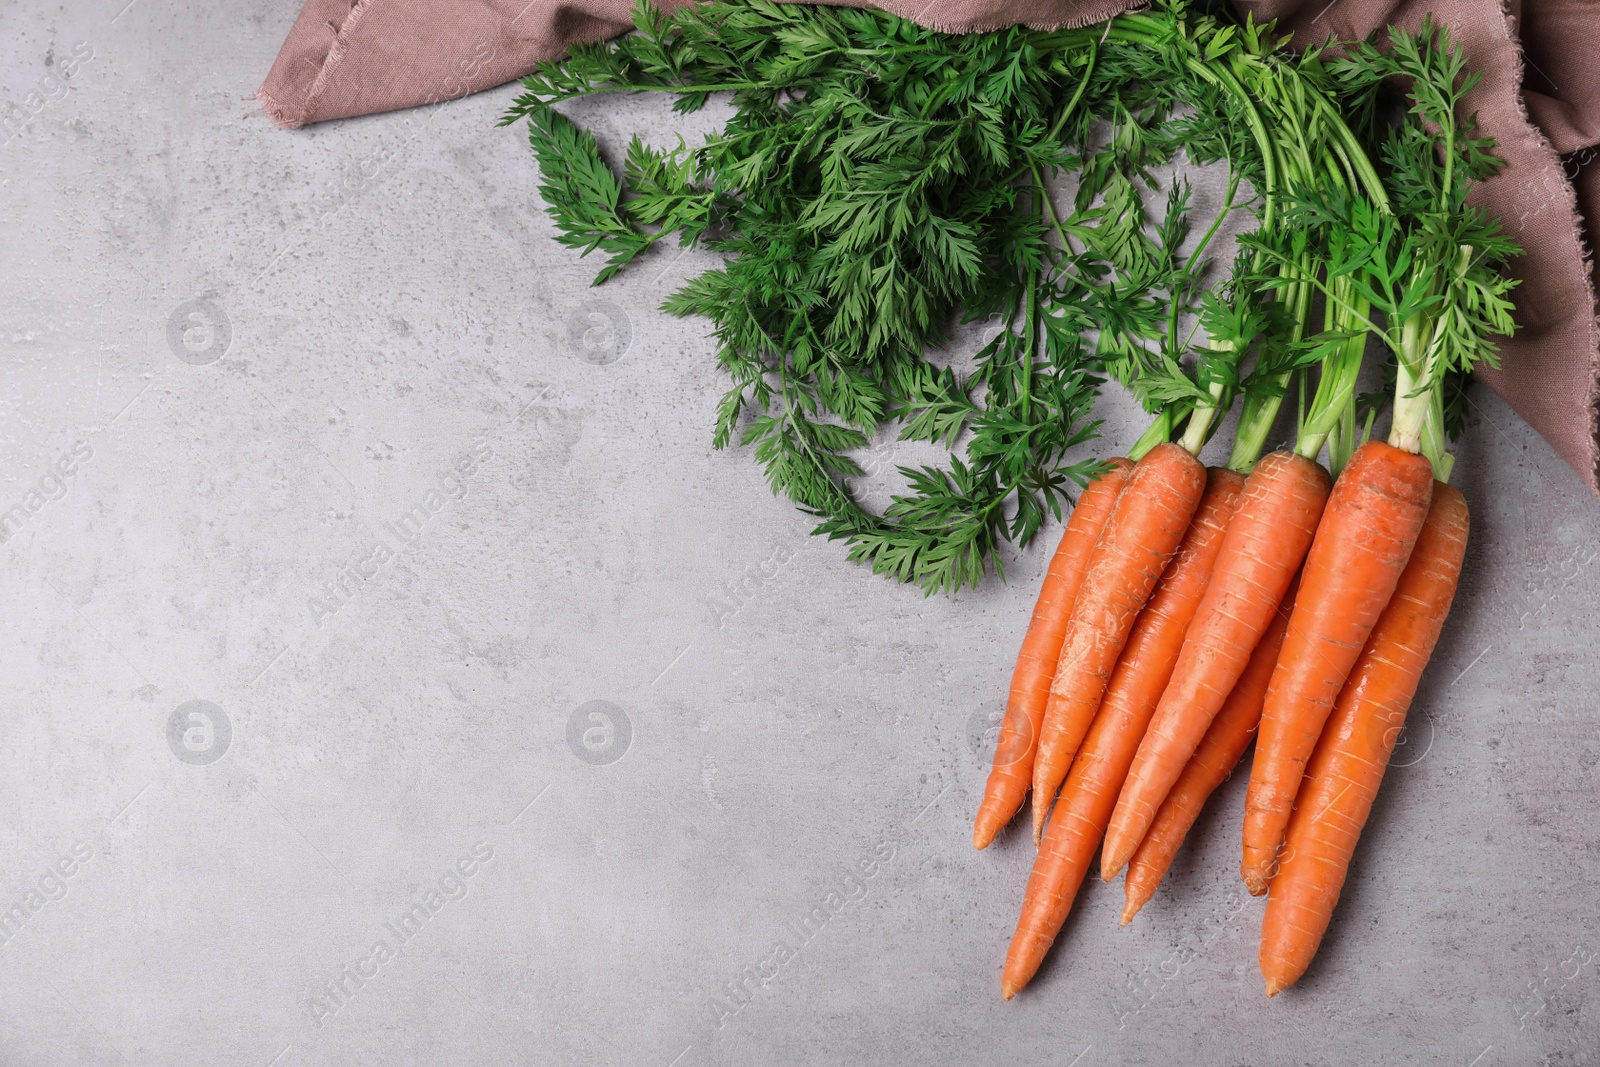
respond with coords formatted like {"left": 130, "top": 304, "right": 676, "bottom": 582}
{"left": 1264, "top": 978, "right": 1285, "bottom": 998}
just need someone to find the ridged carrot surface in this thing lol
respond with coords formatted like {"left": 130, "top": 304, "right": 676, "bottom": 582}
{"left": 1100, "top": 451, "right": 1330, "bottom": 878}
{"left": 1120, "top": 575, "right": 1298, "bottom": 924}
{"left": 1240, "top": 441, "right": 1434, "bottom": 894}
{"left": 1260, "top": 483, "right": 1468, "bottom": 995}
{"left": 1002, "top": 468, "right": 1241, "bottom": 997}
{"left": 974, "top": 459, "right": 1134, "bottom": 849}
{"left": 1029, "top": 443, "right": 1207, "bottom": 842}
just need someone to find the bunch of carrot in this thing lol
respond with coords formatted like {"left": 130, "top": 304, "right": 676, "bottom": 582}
{"left": 971, "top": 20, "right": 1517, "bottom": 999}
{"left": 976, "top": 429, "right": 1468, "bottom": 998}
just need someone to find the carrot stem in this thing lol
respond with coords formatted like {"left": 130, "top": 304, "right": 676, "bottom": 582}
{"left": 1179, "top": 380, "right": 1229, "bottom": 456}
{"left": 1295, "top": 274, "right": 1370, "bottom": 469}
{"left": 1129, "top": 405, "right": 1188, "bottom": 462}
{"left": 1226, "top": 259, "right": 1314, "bottom": 473}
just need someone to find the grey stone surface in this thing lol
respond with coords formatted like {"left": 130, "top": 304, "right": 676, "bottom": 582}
{"left": 3, "top": 2, "right": 1599, "bottom": 1065}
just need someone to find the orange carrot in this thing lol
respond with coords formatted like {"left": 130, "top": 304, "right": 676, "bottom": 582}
{"left": 1240, "top": 441, "right": 1435, "bottom": 894}
{"left": 1029, "top": 443, "right": 1207, "bottom": 842}
{"left": 1120, "top": 575, "right": 1299, "bottom": 924}
{"left": 1100, "top": 451, "right": 1330, "bottom": 878}
{"left": 1002, "top": 468, "right": 1241, "bottom": 998}
{"left": 1259, "top": 483, "right": 1468, "bottom": 995}
{"left": 974, "top": 459, "right": 1134, "bottom": 849}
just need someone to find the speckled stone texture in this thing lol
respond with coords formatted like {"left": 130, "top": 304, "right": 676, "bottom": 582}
{"left": 2, "top": 2, "right": 1598, "bottom": 1065}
